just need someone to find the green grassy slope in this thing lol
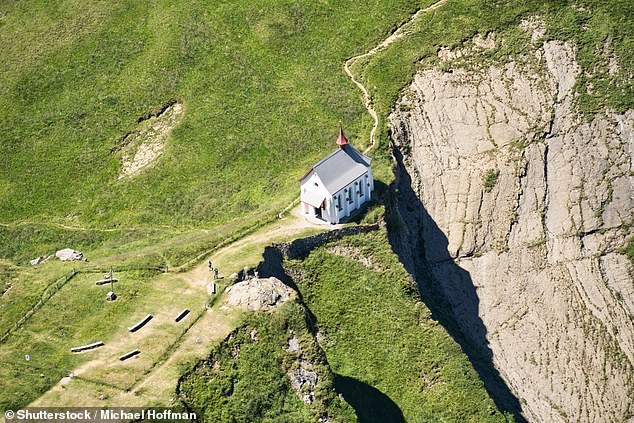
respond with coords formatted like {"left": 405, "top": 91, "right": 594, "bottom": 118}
{"left": 178, "top": 301, "right": 356, "bottom": 423}
{"left": 0, "top": 268, "right": 168, "bottom": 410}
{"left": 3, "top": 0, "right": 629, "bottom": 263}
{"left": 0, "top": 0, "right": 430, "bottom": 234}
{"left": 287, "top": 229, "right": 511, "bottom": 422}
{"left": 2, "top": 0, "right": 631, "bottom": 417}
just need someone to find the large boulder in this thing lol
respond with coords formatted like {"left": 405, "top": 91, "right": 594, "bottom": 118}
{"left": 224, "top": 277, "right": 293, "bottom": 311}
{"left": 55, "top": 248, "right": 86, "bottom": 262}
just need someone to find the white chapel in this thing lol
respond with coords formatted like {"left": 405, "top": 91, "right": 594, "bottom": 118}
{"left": 300, "top": 128, "right": 374, "bottom": 224}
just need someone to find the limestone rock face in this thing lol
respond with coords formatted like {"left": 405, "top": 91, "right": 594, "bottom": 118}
{"left": 224, "top": 277, "right": 294, "bottom": 311}
{"left": 289, "top": 364, "right": 318, "bottom": 404}
{"left": 389, "top": 39, "right": 633, "bottom": 422}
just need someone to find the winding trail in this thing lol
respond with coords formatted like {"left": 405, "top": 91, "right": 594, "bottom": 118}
{"left": 10, "top": 2, "right": 454, "bottom": 413}
{"left": 343, "top": 0, "right": 449, "bottom": 154}
{"left": 278, "top": 0, "right": 448, "bottom": 217}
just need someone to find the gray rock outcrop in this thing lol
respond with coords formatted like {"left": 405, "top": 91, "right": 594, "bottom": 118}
{"left": 224, "top": 277, "right": 293, "bottom": 311}
{"left": 289, "top": 364, "right": 318, "bottom": 404}
{"left": 117, "top": 101, "right": 183, "bottom": 179}
{"left": 389, "top": 38, "right": 633, "bottom": 422}
{"left": 284, "top": 335, "right": 319, "bottom": 404}
{"left": 55, "top": 249, "right": 86, "bottom": 262}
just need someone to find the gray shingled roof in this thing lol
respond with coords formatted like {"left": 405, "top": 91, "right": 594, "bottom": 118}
{"left": 310, "top": 145, "right": 371, "bottom": 195}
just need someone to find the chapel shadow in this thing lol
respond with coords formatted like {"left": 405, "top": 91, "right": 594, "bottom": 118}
{"left": 385, "top": 147, "right": 526, "bottom": 422}
{"left": 334, "top": 374, "right": 405, "bottom": 423}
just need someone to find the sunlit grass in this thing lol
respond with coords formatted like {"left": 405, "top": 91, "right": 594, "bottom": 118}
{"left": 288, "top": 229, "right": 512, "bottom": 422}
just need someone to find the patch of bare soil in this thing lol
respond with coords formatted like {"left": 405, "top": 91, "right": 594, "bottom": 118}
{"left": 117, "top": 102, "right": 183, "bottom": 179}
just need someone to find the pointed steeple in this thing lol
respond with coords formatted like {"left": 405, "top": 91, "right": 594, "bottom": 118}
{"left": 336, "top": 126, "right": 348, "bottom": 148}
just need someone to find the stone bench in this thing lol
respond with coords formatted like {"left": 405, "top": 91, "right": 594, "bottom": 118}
{"left": 128, "top": 314, "right": 153, "bottom": 332}
{"left": 119, "top": 349, "right": 140, "bottom": 361}
{"left": 71, "top": 341, "right": 104, "bottom": 353}
{"left": 175, "top": 308, "right": 190, "bottom": 322}
{"left": 95, "top": 278, "right": 119, "bottom": 286}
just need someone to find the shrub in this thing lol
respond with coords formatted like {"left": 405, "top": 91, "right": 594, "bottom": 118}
{"left": 482, "top": 169, "right": 500, "bottom": 193}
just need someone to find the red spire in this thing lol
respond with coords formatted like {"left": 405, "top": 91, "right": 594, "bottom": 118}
{"left": 336, "top": 126, "right": 348, "bottom": 147}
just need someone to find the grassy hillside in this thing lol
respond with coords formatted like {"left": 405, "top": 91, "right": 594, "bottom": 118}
{"left": 0, "top": 268, "right": 157, "bottom": 410}
{"left": 2, "top": 0, "right": 631, "bottom": 417}
{"left": 178, "top": 301, "right": 356, "bottom": 422}
{"left": 0, "top": 0, "right": 430, "bottom": 235}
{"left": 286, "top": 229, "right": 512, "bottom": 422}
{"left": 4, "top": 0, "right": 629, "bottom": 263}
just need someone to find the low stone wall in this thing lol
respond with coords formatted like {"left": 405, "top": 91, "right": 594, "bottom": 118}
{"left": 250, "top": 224, "right": 379, "bottom": 299}
{"left": 274, "top": 224, "right": 379, "bottom": 261}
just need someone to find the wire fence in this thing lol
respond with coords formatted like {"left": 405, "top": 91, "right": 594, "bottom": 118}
{"left": 0, "top": 269, "right": 78, "bottom": 345}
{"left": 0, "top": 265, "right": 166, "bottom": 345}
{"left": 1, "top": 203, "right": 292, "bottom": 345}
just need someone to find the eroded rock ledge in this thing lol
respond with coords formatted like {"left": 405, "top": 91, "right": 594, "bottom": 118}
{"left": 389, "top": 37, "right": 633, "bottom": 422}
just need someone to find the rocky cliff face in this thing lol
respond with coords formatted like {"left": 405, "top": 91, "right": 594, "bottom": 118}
{"left": 389, "top": 35, "right": 634, "bottom": 422}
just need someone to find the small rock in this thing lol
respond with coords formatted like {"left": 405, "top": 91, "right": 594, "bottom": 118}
{"left": 288, "top": 363, "right": 318, "bottom": 404}
{"left": 30, "top": 256, "right": 45, "bottom": 266}
{"left": 472, "top": 32, "right": 496, "bottom": 50}
{"left": 316, "top": 331, "right": 326, "bottom": 346}
{"left": 286, "top": 336, "right": 301, "bottom": 354}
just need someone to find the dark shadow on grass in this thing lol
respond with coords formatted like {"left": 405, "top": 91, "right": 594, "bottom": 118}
{"left": 256, "top": 246, "right": 318, "bottom": 331}
{"left": 256, "top": 246, "right": 299, "bottom": 290}
{"left": 342, "top": 176, "right": 389, "bottom": 225}
{"left": 385, "top": 144, "right": 526, "bottom": 423}
{"left": 334, "top": 374, "right": 405, "bottom": 423}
